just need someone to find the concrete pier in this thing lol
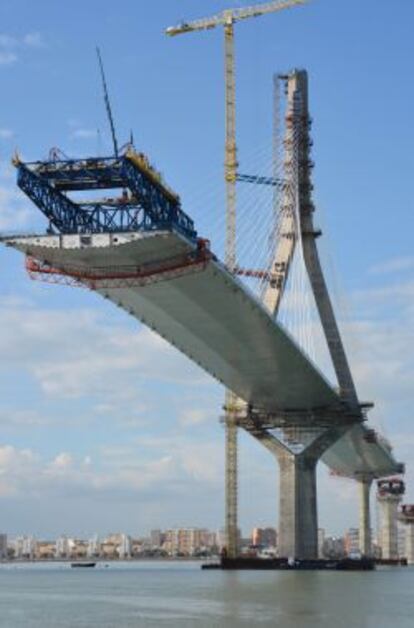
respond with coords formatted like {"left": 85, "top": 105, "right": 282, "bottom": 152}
{"left": 278, "top": 451, "right": 318, "bottom": 558}
{"left": 377, "top": 478, "right": 405, "bottom": 560}
{"left": 405, "top": 525, "right": 414, "bottom": 564}
{"left": 358, "top": 477, "right": 373, "bottom": 556}
{"left": 398, "top": 505, "right": 414, "bottom": 564}
{"left": 247, "top": 421, "right": 350, "bottom": 560}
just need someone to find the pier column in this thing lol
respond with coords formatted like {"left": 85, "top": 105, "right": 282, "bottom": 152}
{"left": 248, "top": 422, "right": 349, "bottom": 560}
{"left": 358, "top": 477, "right": 373, "bottom": 556}
{"left": 405, "top": 524, "right": 414, "bottom": 564}
{"left": 379, "top": 497, "right": 400, "bottom": 559}
{"left": 278, "top": 451, "right": 318, "bottom": 559}
{"left": 377, "top": 478, "right": 405, "bottom": 559}
{"left": 398, "top": 504, "right": 414, "bottom": 563}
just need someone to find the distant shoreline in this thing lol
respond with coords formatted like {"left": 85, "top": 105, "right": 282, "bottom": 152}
{"left": 0, "top": 556, "right": 217, "bottom": 564}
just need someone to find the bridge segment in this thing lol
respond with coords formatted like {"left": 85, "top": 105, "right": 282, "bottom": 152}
{"left": 3, "top": 229, "right": 402, "bottom": 487}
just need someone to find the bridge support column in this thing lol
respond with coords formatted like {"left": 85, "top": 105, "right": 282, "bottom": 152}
{"left": 247, "top": 421, "right": 349, "bottom": 560}
{"left": 358, "top": 476, "right": 373, "bottom": 557}
{"left": 377, "top": 478, "right": 405, "bottom": 559}
{"left": 405, "top": 524, "right": 414, "bottom": 564}
{"left": 278, "top": 450, "right": 318, "bottom": 559}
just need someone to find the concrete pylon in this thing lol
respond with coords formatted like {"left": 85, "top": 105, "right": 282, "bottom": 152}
{"left": 377, "top": 478, "right": 405, "bottom": 560}
{"left": 358, "top": 476, "right": 373, "bottom": 557}
{"left": 249, "top": 422, "right": 349, "bottom": 560}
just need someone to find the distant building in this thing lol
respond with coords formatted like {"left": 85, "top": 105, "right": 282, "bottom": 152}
{"left": 101, "top": 541, "right": 117, "bottom": 559}
{"left": 150, "top": 529, "right": 163, "bottom": 548}
{"left": 162, "top": 528, "right": 214, "bottom": 556}
{"left": 251, "top": 528, "right": 277, "bottom": 549}
{"left": 13, "top": 536, "right": 37, "bottom": 560}
{"left": 35, "top": 541, "right": 55, "bottom": 560}
{"left": 22, "top": 536, "right": 36, "bottom": 559}
{"left": 71, "top": 540, "right": 88, "bottom": 559}
{"left": 322, "top": 536, "right": 345, "bottom": 559}
{"left": 215, "top": 528, "right": 241, "bottom": 552}
{"left": 344, "top": 528, "right": 360, "bottom": 557}
{"left": 87, "top": 535, "right": 101, "bottom": 558}
{"left": 13, "top": 537, "right": 24, "bottom": 559}
{"left": 317, "top": 529, "right": 325, "bottom": 559}
{"left": 118, "top": 534, "right": 132, "bottom": 559}
{"left": 0, "top": 534, "right": 7, "bottom": 560}
{"left": 215, "top": 529, "right": 226, "bottom": 550}
{"left": 55, "top": 535, "right": 70, "bottom": 559}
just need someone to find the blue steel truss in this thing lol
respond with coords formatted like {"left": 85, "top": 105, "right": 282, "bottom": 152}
{"left": 17, "top": 156, "right": 197, "bottom": 239}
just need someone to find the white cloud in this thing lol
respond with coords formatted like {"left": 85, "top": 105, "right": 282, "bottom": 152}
{"left": 71, "top": 128, "right": 98, "bottom": 140}
{"left": 50, "top": 452, "right": 73, "bottom": 470}
{"left": 369, "top": 256, "right": 414, "bottom": 275}
{"left": 0, "top": 32, "right": 45, "bottom": 67}
{"left": 0, "top": 445, "right": 39, "bottom": 497}
{"left": 0, "top": 35, "right": 17, "bottom": 48}
{"left": 0, "top": 409, "right": 52, "bottom": 427}
{"left": 0, "top": 51, "right": 17, "bottom": 66}
{"left": 0, "top": 433, "right": 222, "bottom": 502}
{"left": 22, "top": 33, "right": 44, "bottom": 48}
{"left": 0, "top": 296, "right": 213, "bottom": 424}
{"left": 0, "top": 159, "right": 35, "bottom": 229}
{"left": 179, "top": 408, "right": 212, "bottom": 427}
{"left": 0, "top": 184, "right": 33, "bottom": 230}
{"left": 0, "top": 128, "right": 14, "bottom": 139}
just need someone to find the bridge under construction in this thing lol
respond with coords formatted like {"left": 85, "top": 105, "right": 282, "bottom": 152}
{"left": 1, "top": 1, "right": 405, "bottom": 563}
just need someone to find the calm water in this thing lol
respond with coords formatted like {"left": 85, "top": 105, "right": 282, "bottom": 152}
{"left": 0, "top": 561, "right": 413, "bottom": 627}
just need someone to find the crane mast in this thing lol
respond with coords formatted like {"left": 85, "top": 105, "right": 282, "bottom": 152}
{"left": 166, "top": 0, "right": 307, "bottom": 560}
{"left": 166, "top": 0, "right": 306, "bottom": 271}
{"left": 224, "top": 21, "right": 237, "bottom": 270}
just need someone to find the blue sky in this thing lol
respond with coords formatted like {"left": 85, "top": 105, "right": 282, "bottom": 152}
{"left": 0, "top": 0, "right": 413, "bottom": 540}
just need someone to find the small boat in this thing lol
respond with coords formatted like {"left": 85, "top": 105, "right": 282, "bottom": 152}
{"left": 71, "top": 562, "right": 96, "bottom": 568}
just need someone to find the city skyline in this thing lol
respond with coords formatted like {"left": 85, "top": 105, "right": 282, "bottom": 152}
{"left": 0, "top": 0, "right": 413, "bottom": 538}
{"left": 2, "top": 522, "right": 412, "bottom": 564}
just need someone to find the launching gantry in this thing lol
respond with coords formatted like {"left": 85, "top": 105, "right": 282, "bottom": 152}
{"left": 11, "top": 147, "right": 195, "bottom": 240}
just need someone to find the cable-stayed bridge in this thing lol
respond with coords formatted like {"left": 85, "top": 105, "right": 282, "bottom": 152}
{"left": 1, "top": 69, "right": 403, "bottom": 561}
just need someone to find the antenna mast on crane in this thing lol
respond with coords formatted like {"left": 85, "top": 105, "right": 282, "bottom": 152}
{"left": 166, "top": 0, "right": 307, "bottom": 560}
{"left": 96, "top": 46, "right": 119, "bottom": 158}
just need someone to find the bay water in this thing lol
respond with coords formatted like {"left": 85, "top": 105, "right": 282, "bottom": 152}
{"left": 0, "top": 561, "right": 412, "bottom": 627}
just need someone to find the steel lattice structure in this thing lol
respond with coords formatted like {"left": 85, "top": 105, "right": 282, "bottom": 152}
{"left": 15, "top": 152, "right": 197, "bottom": 240}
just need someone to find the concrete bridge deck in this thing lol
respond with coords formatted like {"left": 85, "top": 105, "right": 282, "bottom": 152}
{"left": 3, "top": 229, "right": 401, "bottom": 480}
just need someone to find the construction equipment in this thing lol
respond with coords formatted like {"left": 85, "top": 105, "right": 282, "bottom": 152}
{"left": 167, "top": 0, "right": 307, "bottom": 561}
{"left": 13, "top": 153, "right": 195, "bottom": 238}
{"left": 96, "top": 47, "right": 119, "bottom": 157}
{"left": 166, "top": 0, "right": 307, "bottom": 271}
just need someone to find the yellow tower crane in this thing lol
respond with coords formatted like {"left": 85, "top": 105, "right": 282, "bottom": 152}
{"left": 166, "top": 0, "right": 307, "bottom": 560}
{"left": 166, "top": 0, "right": 306, "bottom": 270}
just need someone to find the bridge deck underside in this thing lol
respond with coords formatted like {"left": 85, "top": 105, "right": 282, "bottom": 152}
{"left": 4, "top": 230, "right": 400, "bottom": 478}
